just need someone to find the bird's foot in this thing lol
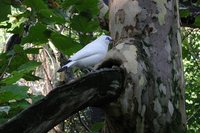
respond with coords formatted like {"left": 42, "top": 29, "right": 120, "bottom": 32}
{"left": 81, "top": 67, "right": 96, "bottom": 74}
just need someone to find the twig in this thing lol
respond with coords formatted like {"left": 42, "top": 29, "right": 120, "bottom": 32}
{"left": 0, "top": 55, "right": 14, "bottom": 80}
{"left": 43, "top": 67, "right": 54, "bottom": 91}
{"left": 43, "top": 46, "right": 55, "bottom": 71}
{"left": 78, "top": 111, "right": 92, "bottom": 132}
{"left": 187, "top": 106, "right": 200, "bottom": 123}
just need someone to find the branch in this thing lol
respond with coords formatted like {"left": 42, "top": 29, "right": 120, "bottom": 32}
{"left": 0, "top": 68, "right": 125, "bottom": 133}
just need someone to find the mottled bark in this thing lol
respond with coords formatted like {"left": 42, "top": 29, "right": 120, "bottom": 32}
{"left": 0, "top": 0, "right": 186, "bottom": 133}
{"left": 0, "top": 69, "right": 125, "bottom": 133}
{"left": 101, "top": 0, "right": 186, "bottom": 133}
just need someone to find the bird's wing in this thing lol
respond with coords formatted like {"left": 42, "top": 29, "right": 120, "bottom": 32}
{"left": 69, "top": 42, "right": 105, "bottom": 61}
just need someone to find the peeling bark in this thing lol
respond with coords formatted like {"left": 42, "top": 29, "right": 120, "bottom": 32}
{"left": 0, "top": 68, "right": 125, "bottom": 133}
{"left": 0, "top": 0, "right": 187, "bottom": 133}
{"left": 101, "top": 0, "right": 186, "bottom": 132}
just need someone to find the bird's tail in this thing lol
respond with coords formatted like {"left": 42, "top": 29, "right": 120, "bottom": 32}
{"left": 57, "top": 61, "right": 75, "bottom": 72}
{"left": 57, "top": 66, "right": 67, "bottom": 72}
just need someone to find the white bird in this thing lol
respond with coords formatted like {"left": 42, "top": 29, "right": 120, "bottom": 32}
{"left": 57, "top": 35, "right": 112, "bottom": 72}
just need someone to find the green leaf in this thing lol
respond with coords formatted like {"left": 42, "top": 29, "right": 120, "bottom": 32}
{"left": 17, "top": 61, "right": 41, "bottom": 72}
{"left": 24, "top": 0, "right": 48, "bottom": 10}
{"left": 70, "top": 15, "right": 99, "bottom": 33}
{"left": 194, "top": 16, "right": 200, "bottom": 26}
{"left": 182, "top": 46, "right": 188, "bottom": 59}
{"left": 1, "top": 61, "right": 40, "bottom": 84}
{"left": 0, "top": 53, "right": 9, "bottom": 73}
{"left": 63, "top": 0, "right": 99, "bottom": 16}
{"left": 179, "top": 9, "right": 190, "bottom": 17}
{"left": 24, "top": 0, "right": 65, "bottom": 24}
{"left": 63, "top": 0, "right": 79, "bottom": 9}
{"left": 91, "top": 122, "right": 104, "bottom": 132}
{"left": 22, "top": 74, "right": 41, "bottom": 81}
{"left": 0, "top": 117, "right": 8, "bottom": 124}
{"left": 79, "top": 34, "right": 94, "bottom": 44}
{"left": 1, "top": 72, "right": 23, "bottom": 85}
{"left": 50, "top": 32, "right": 83, "bottom": 55}
{"left": 0, "top": 85, "right": 28, "bottom": 104}
{"left": 13, "top": 45, "right": 24, "bottom": 53}
{"left": 22, "top": 23, "right": 51, "bottom": 45}
{"left": 3, "top": 100, "right": 30, "bottom": 119}
{"left": 24, "top": 48, "right": 41, "bottom": 54}
{"left": 10, "top": 99, "right": 30, "bottom": 110}
{"left": 0, "top": 0, "right": 11, "bottom": 22}
{"left": 0, "top": 100, "right": 30, "bottom": 124}
{"left": 75, "top": 0, "right": 99, "bottom": 16}
{"left": 8, "top": 53, "right": 29, "bottom": 73}
{"left": 38, "top": 9, "right": 65, "bottom": 24}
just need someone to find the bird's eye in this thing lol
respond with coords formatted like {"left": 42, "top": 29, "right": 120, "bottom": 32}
{"left": 106, "top": 37, "right": 112, "bottom": 41}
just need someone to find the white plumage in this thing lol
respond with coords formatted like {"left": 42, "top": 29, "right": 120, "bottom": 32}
{"left": 57, "top": 35, "right": 112, "bottom": 72}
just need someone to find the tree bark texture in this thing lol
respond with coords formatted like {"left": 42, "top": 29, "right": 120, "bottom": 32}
{"left": 101, "top": 0, "right": 186, "bottom": 132}
{"left": 0, "top": 69, "right": 125, "bottom": 133}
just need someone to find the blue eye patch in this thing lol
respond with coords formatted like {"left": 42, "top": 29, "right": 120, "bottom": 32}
{"left": 106, "top": 37, "right": 112, "bottom": 41}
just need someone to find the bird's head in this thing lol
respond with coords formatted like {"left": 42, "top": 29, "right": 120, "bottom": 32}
{"left": 98, "top": 35, "right": 113, "bottom": 45}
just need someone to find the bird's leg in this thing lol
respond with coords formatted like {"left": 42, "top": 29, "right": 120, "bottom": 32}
{"left": 81, "top": 67, "right": 95, "bottom": 74}
{"left": 73, "top": 68, "right": 83, "bottom": 78}
{"left": 81, "top": 68, "right": 91, "bottom": 74}
{"left": 64, "top": 68, "right": 74, "bottom": 82}
{"left": 87, "top": 66, "right": 96, "bottom": 72}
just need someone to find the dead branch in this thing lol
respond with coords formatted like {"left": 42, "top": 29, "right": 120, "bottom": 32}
{"left": 0, "top": 68, "right": 125, "bottom": 133}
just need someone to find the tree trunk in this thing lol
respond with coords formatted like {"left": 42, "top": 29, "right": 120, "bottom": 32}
{"left": 0, "top": 0, "right": 187, "bottom": 133}
{"left": 101, "top": 0, "right": 186, "bottom": 132}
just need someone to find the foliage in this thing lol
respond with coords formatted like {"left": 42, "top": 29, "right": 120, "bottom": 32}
{"left": 182, "top": 28, "right": 200, "bottom": 133}
{"left": 90, "top": 122, "right": 104, "bottom": 133}
{"left": 0, "top": 0, "right": 104, "bottom": 126}
{"left": 179, "top": 0, "right": 200, "bottom": 27}
{"left": 0, "top": 44, "right": 42, "bottom": 123}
